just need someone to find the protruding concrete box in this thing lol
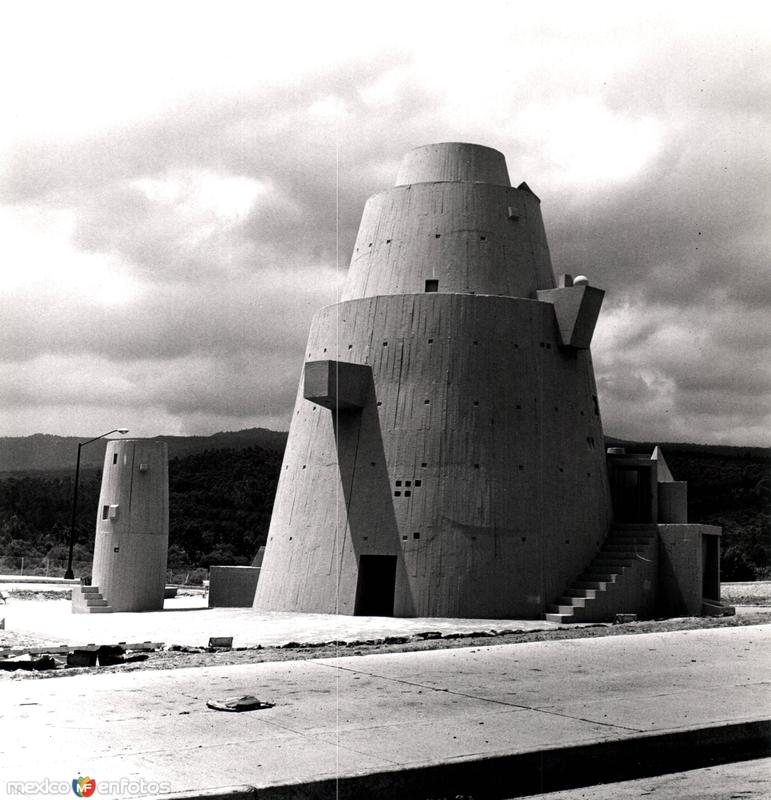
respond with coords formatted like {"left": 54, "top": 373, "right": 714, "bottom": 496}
{"left": 303, "top": 360, "right": 372, "bottom": 410}
{"left": 208, "top": 566, "right": 260, "bottom": 608}
{"left": 83, "top": 440, "right": 169, "bottom": 612}
{"left": 658, "top": 524, "right": 722, "bottom": 616}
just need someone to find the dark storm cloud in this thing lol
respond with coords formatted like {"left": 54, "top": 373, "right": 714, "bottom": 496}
{"left": 2, "top": 27, "right": 769, "bottom": 443}
{"left": 1, "top": 62, "right": 441, "bottom": 283}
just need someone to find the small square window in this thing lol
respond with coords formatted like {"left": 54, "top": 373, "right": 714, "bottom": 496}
{"left": 425, "top": 279, "right": 439, "bottom": 293}
{"left": 112, "top": 453, "right": 118, "bottom": 465}
{"left": 414, "top": 480, "right": 422, "bottom": 487}
{"left": 421, "top": 462, "right": 427, "bottom": 467}
{"left": 404, "top": 490, "right": 411, "bottom": 497}
{"left": 394, "top": 491, "right": 401, "bottom": 497}
{"left": 402, "top": 535, "right": 408, "bottom": 540}
{"left": 396, "top": 480, "right": 402, "bottom": 486}
{"left": 405, "top": 480, "right": 411, "bottom": 487}
{"left": 413, "top": 532, "right": 420, "bottom": 539}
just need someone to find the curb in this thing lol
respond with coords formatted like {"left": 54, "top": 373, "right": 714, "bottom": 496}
{"left": 150, "top": 718, "right": 771, "bottom": 800}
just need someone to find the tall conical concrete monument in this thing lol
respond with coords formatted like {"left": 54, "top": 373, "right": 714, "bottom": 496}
{"left": 254, "top": 142, "right": 612, "bottom": 618}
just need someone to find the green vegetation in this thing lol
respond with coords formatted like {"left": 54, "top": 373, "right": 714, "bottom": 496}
{"left": 0, "top": 445, "right": 281, "bottom": 577}
{"left": 0, "top": 439, "right": 767, "bottom": 580}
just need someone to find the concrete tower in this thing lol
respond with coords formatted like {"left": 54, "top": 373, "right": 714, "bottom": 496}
{"left": 254, "top": 143, "right": 611, "bottom": 619}
{"left": 86, "top": 440, "right": 169, "bottom": 612}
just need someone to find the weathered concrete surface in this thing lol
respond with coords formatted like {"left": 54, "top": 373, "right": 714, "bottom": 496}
{"left": 90, "top": 440, "right": 169, "bottom": 611}
{"left": 3, "top": 596, "right": 569, "bottom": 648}
{"left": 0, "top": 625, "right": 767, "bottom": 798}
{"left": 208, "top": 567, "right": 260, "bottom": 608}
{"left": 525, "top": 756, "right": 771, "bottom": 799}
{"left": 256, "top": 142, "right": 614, "bottom": 620}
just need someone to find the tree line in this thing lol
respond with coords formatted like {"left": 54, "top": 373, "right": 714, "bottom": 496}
{"left": 0, "top": 442, "right": 767, "bottom": 580}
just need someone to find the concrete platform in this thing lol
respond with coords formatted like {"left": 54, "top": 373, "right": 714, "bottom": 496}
{"left": 0, "top": 625, "right": 767, "bottom": 798}
{"left": 1, "top": 596, "right": 573, "bottom": 648}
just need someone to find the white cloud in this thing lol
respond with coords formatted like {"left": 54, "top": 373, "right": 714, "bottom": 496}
{"left": 0, "top": 2, "right": 769, "bottom": 444}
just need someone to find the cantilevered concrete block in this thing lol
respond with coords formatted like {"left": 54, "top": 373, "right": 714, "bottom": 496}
{"left": 303, "top": 360, "right": 372, "bottom": 410}
{"left": 537, "top": 285, "right": 604, "bottom": 349}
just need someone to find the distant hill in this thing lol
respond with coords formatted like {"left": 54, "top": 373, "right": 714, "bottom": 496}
{"left": 0, "top": 430, "right": 767, "bottom": 580}
{"left": 0, "top": 428, "right": 288, "bottom": 474}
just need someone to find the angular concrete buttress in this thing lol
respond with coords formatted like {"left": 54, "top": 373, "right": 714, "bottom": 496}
{"left": 254, "top": 142, "right": 612, "bottom": 619}
{"left": 90, "top": 440, "right": 169, "bottom": 611}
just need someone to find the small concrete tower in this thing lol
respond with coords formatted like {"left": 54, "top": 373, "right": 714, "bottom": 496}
{"left": 89, "top": 439, "right": 169, "bottom": 612}
{"left": 254, "top": 143, "right": 610, "bottom": 619}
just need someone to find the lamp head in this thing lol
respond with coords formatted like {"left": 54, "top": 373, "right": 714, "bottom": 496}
{"left": 117, "top": 428, "right": 129, "bottom": 435}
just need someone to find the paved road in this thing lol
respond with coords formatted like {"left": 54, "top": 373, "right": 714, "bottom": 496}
{"left": 0, "top": 624, "right": 767, "bottom": 798}
{"left": 525, "top": 756, "right": 771, "bottom": 799}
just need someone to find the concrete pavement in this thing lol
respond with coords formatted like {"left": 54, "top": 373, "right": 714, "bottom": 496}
{"left": 0, "top": 624, "right": 768, "bottom": 798}
{"left": 524, "top": 756, "right": 771, "bottom": 799}
{"left": 2, "top": 596, "right": 574, "bottom": 648}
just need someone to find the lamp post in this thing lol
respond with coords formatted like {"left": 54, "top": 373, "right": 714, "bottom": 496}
{"left": 64, "top": 428, "right": 129, "bottom": 580}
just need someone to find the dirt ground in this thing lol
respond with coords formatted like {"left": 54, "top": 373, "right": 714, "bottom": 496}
{"left": 1, "top": 588, "right": 768, "bottom": 680}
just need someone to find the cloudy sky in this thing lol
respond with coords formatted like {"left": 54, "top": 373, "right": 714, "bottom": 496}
{"left": 1, "top": 1, "right": 769, "bottom": 445}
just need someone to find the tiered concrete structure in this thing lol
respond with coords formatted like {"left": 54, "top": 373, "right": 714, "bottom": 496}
{"left": 254, "top": 143, "right": 612, "bottom": 618}
{"left": 73, "top": 440, "right": 169, "bottom": 613}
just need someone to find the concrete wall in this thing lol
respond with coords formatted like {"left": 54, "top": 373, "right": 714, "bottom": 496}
{"left": 91, "top": 440, "right": 169, "bottom": 612}
{"left": 341, "top": 183, "right": 553, "bottom": 302}
{"left": 658, "top": 524, "right": 721, "bottom": 616}
{"left": 256, "top": 294, "right": 612, "bottom": 618}
{"left": 209, "top": 566, "right": 260, "bottom": 608}
{"left": 658, "top": 481, "right": 688, "bottom": 523}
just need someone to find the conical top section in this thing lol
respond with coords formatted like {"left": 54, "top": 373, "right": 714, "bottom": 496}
{"left": 395, "top": 143, "right": 511, "bottom": 187}
{"left": 341, "top": 142, "right": 554, "bottom": 301}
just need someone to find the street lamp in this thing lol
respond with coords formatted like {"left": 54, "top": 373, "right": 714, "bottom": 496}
{"left": 64, "top": 428, "right": 129, "bottom": 580}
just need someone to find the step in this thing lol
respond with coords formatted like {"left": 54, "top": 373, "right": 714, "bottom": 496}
{"left": 580, "top": 572, "right": 619, "bottom": 583}
{"left": 567, "top": 587, "right": 598, "bottom": 599}
{"left": 572, "top": 580, "right": 610, "bottom": 591}
{"left": 547, "top": 604, "right": 580, "bottom": 615}
{"left": 87, "top": 606, "right": 114, "bottom": 614}
{"left": 604, "top": 543, "right": 650, "bottom": 552}
{"left": 545, "top": 612, "right": 573, "bottom": 623}
{"left": 80, "top": 586, "right": 101, "bottom": 594}
{"left": 557, "top": 596, "right": 586, "bottom": 607}
{"left": 85, "top": 598, "right": 108, "bottom": 607}
{"left": 592, "top": 558, "right": 632, "bottom": 568}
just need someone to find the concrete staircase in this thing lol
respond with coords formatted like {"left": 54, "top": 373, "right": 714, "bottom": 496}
{"left": 72, "top": 585, "right": 114, "bottom": 614}
{"left": 545, "top": 525, "right": 658, "bottom": 623}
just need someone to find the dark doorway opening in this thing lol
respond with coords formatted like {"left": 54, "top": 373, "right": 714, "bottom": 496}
{"left": 611, "top": 466, "right": 655, "bottom": 523}
{"left": 354, "top": 555, "right": 397, "bottom": 616}
{"left": 702, "top": 535, "right": 720, "bottom": 601}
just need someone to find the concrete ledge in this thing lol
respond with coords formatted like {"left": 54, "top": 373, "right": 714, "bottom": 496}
{"left": 150, "top": 719, "right": 770, "bottom": 800}
{"left": 0, "top": 575, "right": 79, "bottom": 584}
